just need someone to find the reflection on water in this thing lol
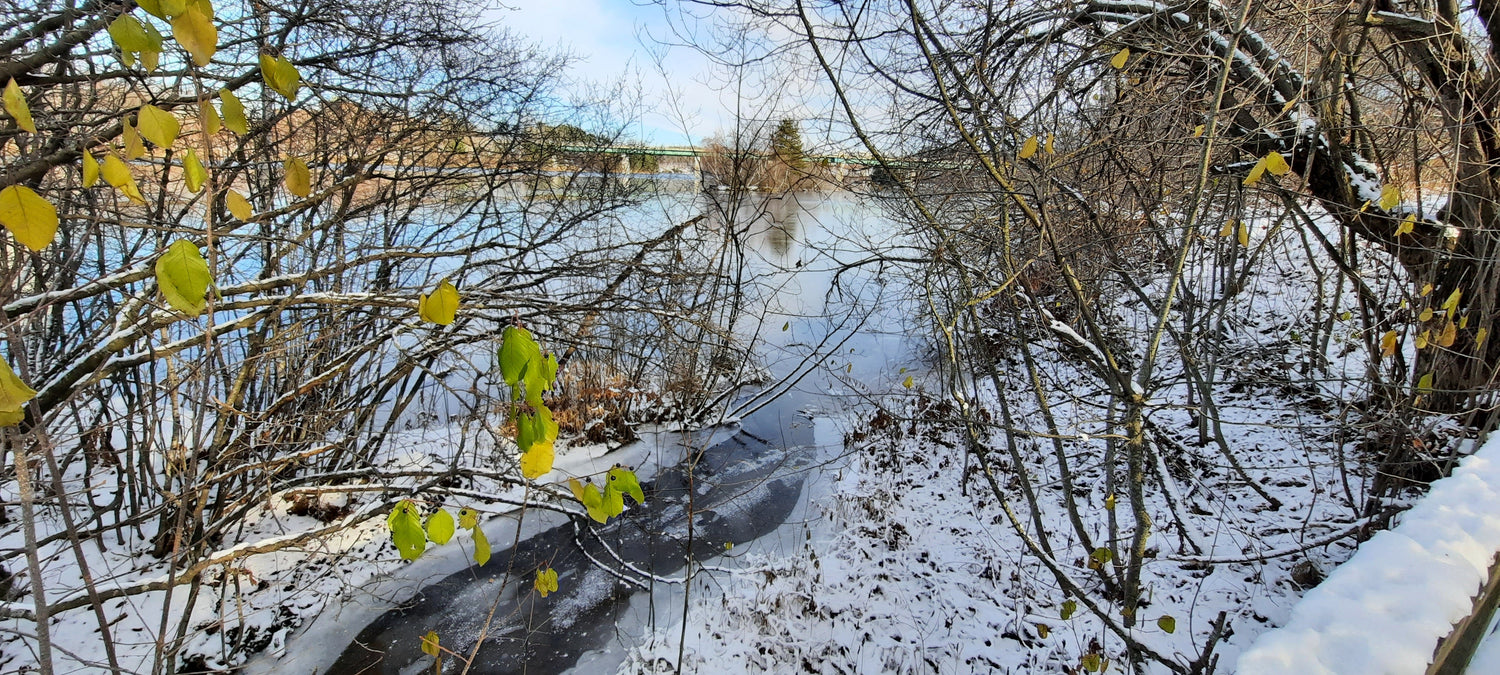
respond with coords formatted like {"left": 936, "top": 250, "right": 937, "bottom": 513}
{"left": 267, "top": 186, "right": 920, "bottom": 675}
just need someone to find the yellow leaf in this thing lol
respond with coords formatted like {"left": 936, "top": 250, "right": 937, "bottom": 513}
{"left": 82, "top": 150, "right": 99, "bottom": 188}
{"left": 4, "top": 79, "right": 34, "bottom": 134}
{"left": 902, "top": 375, "right": 914, "bottom": 389}
{"left": 1442, "top": 288, "right": 1462, "bottom": 312}
{"left": 1438, "top": 320, "right": 1457, "bottom": 348}
{"left": 1396, "top": 214, "right": 1416, "bottom": 236}
{"left": 101, "top": 153, "right": 146, "bottom": 204}
{"left": 534, "top": 568, "right": 559, "bottom": 597}
{"left": 137, "top": 0, "right": 168, "bottom": 20}
{"left": 1460, "top": 314, "right": 1469, "bottom": 329}
{"left": 1419, "top": 307, "right": 1433, "bottom": 322}
{"left": 1019, "top": 135, "right": 1038, "bottom": 159}
{"left": 1237, "top": 222, "right": 1249, "bottom": 247}
{"left": 520, "top": 442, "right": 554, "bottom": 479}
{"left": 159, "top": 0, "right": 188, "bottom": 18}
{"left": 473, "top": 525, "right": 490, "bottom": 566}
{"left": 1037, "top": 624, "right": 1050, "bottom": 638}
{"left": 260, "top": 54, "right": 302, "bottom": 99}
{"left": 1045, "top": 133, "right": 1055, "bottom": 155}
{"left": 225, "top": 189, "right": 252, "bottom": 221}
{"left": 172, "top": 5, "right": 217, "bottom": 67}
{"left": 1420, "top": 282, "right": 1433, "bottom": 296}
{"left": 1415, "top": 331, "right": 1429, "bottom": 350}
{"left": 155, "top": 239, "right": 213, "bottom": 317}
{"left": 183, "top": 148, "right": 207, "bottom": 193}
{"left": 1381, "top": 330, "right": 1397, "bottom": 358}
{"left": 420, "top": 631, "right": 439, "bottom": 658}
{"left": 418, "top": 278, "right": 459, "bottom": 325}
{"left": 284, "top": 156, "right": 311, "bottom": 197}
{"left": 140, "top": 49, "right": 160, "bottom": 73}
{"left": 189, "top": 0, "right": 214, "bottom": 19}
{"left": 1379, "top": 185, "right": 1400, "bottom": 211}
{"left": 0, "top": 356, "right": 37, "bottom": 419}
{"left": 1264, "top": 151, "right": 1290, "bottom": 176}
{"left": 1193, "top": 124, "right": 1205, "bottom": 138}
{"left": 1417, "top": 372, "right": 1434, "bottom": 392}
{"left": 1243, "top": 156, "right": 1267, "bottom": 186}
{"left": 219, "top": 88, "right": 247, "bottom": 135}
{"left": 0, "top": 185, "right": 58, "bottom": 251}
{"left": 123, "top": 120, "right": 145, "bottom": 160}
{"left": 1105, "top": 493, "right": 1116, "bottom": 510}
{"left": 199, "top": 99, "right": 220, "bottom": 136}
{"left": 0, "top": 408, "right": 23, "bottom": 427}
{"left": 1478, "top": 327, "right": 1489, "bottom": 347}
{"left": 1111, "top": 47, "right": 1129, "bottom": 69}
{"left": 1219, "top": 221, "right": 1235, "bottom": 237}
{"left": 137, "top": 104, "right": 179, "bottom": 148}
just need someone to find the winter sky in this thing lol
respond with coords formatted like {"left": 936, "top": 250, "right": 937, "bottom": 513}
{"left": 487, "top": 0, "right": 728, "bottom": 146}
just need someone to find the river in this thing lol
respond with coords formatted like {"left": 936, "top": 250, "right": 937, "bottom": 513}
{"left": 255, "top": 187, "right": 921, "bottom": 674}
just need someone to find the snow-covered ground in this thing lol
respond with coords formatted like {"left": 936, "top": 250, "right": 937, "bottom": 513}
{"left": 1238, "top": 434, "right": 1500, "bottom": 674}
{"left": 615, "top": 212, "right": 1489, "bottom": 674}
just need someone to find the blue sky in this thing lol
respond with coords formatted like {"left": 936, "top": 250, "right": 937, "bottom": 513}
{"left": 486, "top": 0, "right": 727, "bottom": 146}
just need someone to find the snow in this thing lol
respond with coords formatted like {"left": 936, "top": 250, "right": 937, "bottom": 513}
{"left": 1237, "top": 435, "right": 1500, "bottom": 674}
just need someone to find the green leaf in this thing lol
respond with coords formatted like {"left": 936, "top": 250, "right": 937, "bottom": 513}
{"left": 159, "top": 0, "right": 188, "bottom": 18}
{"left": 1157, "top": 615, "right": 1176, "bottom": 634}
{"left": 1090, "top": 547, "right": 1113, "bottom": 565}
{"left": 608, "top": 466, "right": 645, "bottom": 505}
{"left": 172, "top": 5, "right": 217, "bottom": 67}
{"left": 108, "top": 14, "right": 153, "bottom": 54}
{"left": 602, "top": 484, "right": 625, "bottom": 519}
{"left": 182, "top": 148, "right": 206, "bottom": 193}
{"left": 472, "top": 524, "right": 491, "bottom": 566}
{"left": 418, "top": 278, "right": 459, "bottom": 325}
{"left": 284, "top": 156, "right": 311, "bottom": 197}
{"left": 387, "top": 500, "right": 426, "bottom": 561}
{"left": 1061, "top": 599, "right": 1076, "bottom": 620}
{"left": 219, "top": 88, "right": 247, "bottom": 135}
{"left": 4, "top": 78, "right": 34, "bottom": 134}
{"left": 499, "top": 325, "right": 542, "bottom": 386}
{"left": 457, "top": 507, "right": 478, "bottom": 530}
{"left": 154, "top": 239, "right": 212, "bottom": 316}
{"left": 420, "top": 630, "right": 439, "bottom": 658}
{"left": 0, "top": 185, "right": 59, "bottom": 251}
{"left": 426, "top": 508, "right": 455, "bottom": 545}
{"left": 1081, "top": 653, "right": 1104, "bottom": 672}
{"left": 570, "top": 478, "right": 610, "bottom": 523}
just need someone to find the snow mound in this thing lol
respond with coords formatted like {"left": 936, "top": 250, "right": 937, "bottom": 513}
{"left": 1236, "top": 435, "right": 1500, "bottom": 674}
